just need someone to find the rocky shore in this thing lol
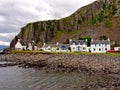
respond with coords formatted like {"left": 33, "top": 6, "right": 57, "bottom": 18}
{"left": 0, "top": 53, "right": 120, "bottom": 74}
{"left": 0, "top": 53, "right": 120, "bottom": 89}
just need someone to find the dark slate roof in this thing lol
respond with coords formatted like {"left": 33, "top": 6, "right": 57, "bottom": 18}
{"left": 43, "top": 44, "right": 56, "bottom": 48}
{"left": 70, "top": 40, "right": 87, "bottom": 45}
{"left": 91, "top": 40, "right": 110, "bottom": 44}
{"left": 43, "top": 44, "right": 69, "bottom": 48}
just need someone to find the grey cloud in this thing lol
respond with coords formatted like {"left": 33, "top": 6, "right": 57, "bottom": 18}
{"left": 0, "top": 0, "right": 96, "bottom": 46}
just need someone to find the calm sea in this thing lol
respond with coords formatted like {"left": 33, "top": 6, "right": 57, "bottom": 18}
{"left": 0, "top": 62, "right": 110, "bottom": 90}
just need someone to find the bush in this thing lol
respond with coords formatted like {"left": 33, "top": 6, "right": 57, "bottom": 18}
{"left": 91, "top": 17, "right": 97, "bottom": 25}
{"left": 104, "top": 20, "right": 112, "bottom": 28}
{"left": 63, "top": 38, "right": 69, "bottom": 44}
{"left": 97, "top": 13, "right": 104, "bottom": 22}
{"left": 78, "top": 36, "right": 91, "bottom": 46}
{"left": 99, "top": 35, "right": 108, "bottom": 40}
{"left": 112, "top": 41, "right": 120, "bottom": 47}
{"left": 41, "top": 26, "right": 45, "bottom": 32}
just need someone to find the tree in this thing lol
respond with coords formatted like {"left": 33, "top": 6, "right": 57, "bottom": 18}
{"left": 104, "top": 20, "right": 112, "bottom": 28}
{"left": 112, "top": 41, "right": 120, "bottom": 47}
{"left": 63, "top": 38, "right": 69, "bottom": 44}
{"left": 41, "top": 26, "right": 45, "bottom": 32}
{"left": 91, "top": 17, "right": 97, "bottom": 25}
{"left": 99, "top": 35, "right": 107, "bottom": 40}
{"left": 78, "top": 36, "right": 91, "bottom": 46}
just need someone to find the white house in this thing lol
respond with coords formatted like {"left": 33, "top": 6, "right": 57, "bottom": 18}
{"left": 69, "top": 39, "right": 88, "bottom": 52}
{"left": 90, "top": 39, "right": 110, "bottom": 53}
{"left": 41, "top": 43, "right": 70, "bottom": 52}
{"left": 27, "top": 43, "right": 32, "bottom": 50}
{"left": 15, "top": 39, "right": 23, "bottom": 50}
{"left": 15, "top": 39, "right": 38, "bottom": 51}
{"left": 114, "top": 47, "right": 120, "bottom": 51}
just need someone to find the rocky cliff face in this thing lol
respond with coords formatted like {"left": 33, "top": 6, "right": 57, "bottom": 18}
{"left": 10, "top": 0, "right": 120, "bottom": 48}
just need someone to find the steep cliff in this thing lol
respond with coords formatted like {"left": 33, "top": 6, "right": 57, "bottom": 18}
{"left": 10, "top": 0, "right": 120, "bottom": 47}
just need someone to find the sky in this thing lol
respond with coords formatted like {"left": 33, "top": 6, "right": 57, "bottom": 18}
{"left": 0, "top": 0, "right": 96, "bottom": 46}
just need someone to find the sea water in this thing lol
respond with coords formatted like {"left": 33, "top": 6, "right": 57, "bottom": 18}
{"left": 0, "top": 62, "right": 110, "bottom": 90}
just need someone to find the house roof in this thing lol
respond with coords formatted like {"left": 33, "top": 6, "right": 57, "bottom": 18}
{"left": 91, "top": 40, "right": 110, "bottom": 44}
{"left": 70, "top": 40, "right": 87, "bottom": 45}
{"left": 42, "top": 44, "right": 69, "bottom": 48}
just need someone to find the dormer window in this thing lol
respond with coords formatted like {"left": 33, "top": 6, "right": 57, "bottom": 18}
{"left": 72, "top": 41, "right": 75, "bottom": 45}
{"left": 95, "top": 44, "right": 96, "bottom": 47}
{"left": 105, "top": 44, "right": 107, "bottom": 47}
{"left": 73, "top": 42, "right": 75, "bottom": 45}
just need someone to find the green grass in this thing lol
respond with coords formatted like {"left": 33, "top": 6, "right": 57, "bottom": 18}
{"left": 55, "top": 30, "right": 63, "bottom": 39}
{"left": 104, "top": 52, "right": 120, "bottom": 57}
{"left": 12, "top": 50, "right": 120, "bottom": 57}
{"left": 12, "top": 50, "right": 42, "bottom": 54}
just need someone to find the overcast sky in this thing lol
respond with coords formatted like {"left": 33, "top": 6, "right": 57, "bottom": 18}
{"left": 0, "top": 0, "right": 96, "bottom": 46}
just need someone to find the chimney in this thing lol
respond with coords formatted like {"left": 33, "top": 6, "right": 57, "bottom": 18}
{"left": 69, "top": 39, "right": 72, "bottom": 42}
{"left": 107, "top": 38, "right": 110, "bottom": 41}
{"left": 56, "top": 42, "right": 59, "bottom": 45}
{"left": 43, "top": 43, "right": 46, "bottom": 46}
{"left": 91, "top": 38, "right": 93, "bottom": 42}
{"left": 18, "top": 39, "right": 20, "bottom": 42}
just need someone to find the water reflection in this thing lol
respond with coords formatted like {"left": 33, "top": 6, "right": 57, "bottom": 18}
{"left": 0, "top": 65, "right": 109, "bottom": 90}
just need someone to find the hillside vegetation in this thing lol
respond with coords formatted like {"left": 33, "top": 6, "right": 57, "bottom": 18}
{"left": 10, "top": 0, "right": 120, "bottom": 47}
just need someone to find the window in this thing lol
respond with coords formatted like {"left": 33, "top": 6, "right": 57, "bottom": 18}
{"left": 73, "top": 43, "right": 75, "bottom": 45}
{"left": 105, "top": 48, "right": 107, "bottom": 51}
{"left": 94, "top": 48, "right": 95, "bottom": 51}
{"left": 83, "top": 47, "right": 86, "bottom": 50}
{"left": 99, "top": 44, "right": 101, "bottom": 46}
{"left": 73, "top": 47, "right": 75, "bottom": 50}
{"left": 95, "top": 44, "right": 96, "bottom": 47}
{"left": 78, "top": 46, "right": 80, "bottom": 50}
{"left": 72, "top": 41, "right": 75, "bottom": 45}
{"left": 57, "top": 48, "right": 59, "bottom": 50}
{"left": 105, "top": 44, "right": 107, "bottom": 47}
{"left": 99, "top": 48, "right": 101, "bottom": 51}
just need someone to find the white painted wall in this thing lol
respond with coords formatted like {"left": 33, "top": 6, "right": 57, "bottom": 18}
{"left": 22, "top": 46, "right": 27, "bottom": 50}
{"left": 42, "top": 45, "right": 69, "bottom": 52}
{"left": 15, "top": 41, "right": 23, "bottom": 50}
{"left": 28, "top": 43, "right": 32, "bottom": 50}
{"left": 70, "top": 44, "right": 88, "bottom": 52}
{"left": 114, "top": 47, "right": 120, "bottom": 51}
{"left": 90, "top": 44, "right": 110, "bottom": 53}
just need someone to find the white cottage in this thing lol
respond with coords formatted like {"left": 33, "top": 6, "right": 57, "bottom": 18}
{"left": 114, "top": 47, "right": 120, "bottom": 51}
{"left": 15, "top": 39, "right": 38, "bottom": 51}
{"left": 15, "top": 39, "right": 23, "bottom": 50}
{"left": 90, "top": 39, "right": 110, "bottom": 53}
{"left": 41, "top": 43, "right": 70, "bottom": 52}
{"left": 69, "top": 39, "right": 88, "bottom": 52}
{"left": 27, "top": 42, "right": 38, "bottom": 51}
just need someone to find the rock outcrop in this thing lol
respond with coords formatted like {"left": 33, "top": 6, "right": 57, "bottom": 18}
{"left": 10, "top": 0, "right": 120, "bottom": 48}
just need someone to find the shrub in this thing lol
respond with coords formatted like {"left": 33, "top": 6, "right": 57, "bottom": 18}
{"left": 104, "top": 20, "right": 112, "bottom": 28}
{"left": 91, "top": 17, "right": 97, "bottom": 25}
{"left": 99, "top": 35, "right": 108, "bottom": 40}
{"left": 41, "top": 26, "right": 45, "bottom": 32}
{"left": 78, "top": 36, "right": 91, "bottom": 46}
{"left": 97, "top": 13, "right": 104, "bottom": 22}
{"left": 112, "top": 41, "right": 120, "bottom": 47}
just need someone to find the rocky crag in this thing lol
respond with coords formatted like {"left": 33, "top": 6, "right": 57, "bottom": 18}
{"left": 10, "top": 0, "right": 120, "bottom": 47}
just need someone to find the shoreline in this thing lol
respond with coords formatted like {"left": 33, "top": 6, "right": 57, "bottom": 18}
{"left": 0, "top": 53, "right": 120, "bottom": 89}
{"left": 0, "top": 53, "right": 120, "bottom": 74}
